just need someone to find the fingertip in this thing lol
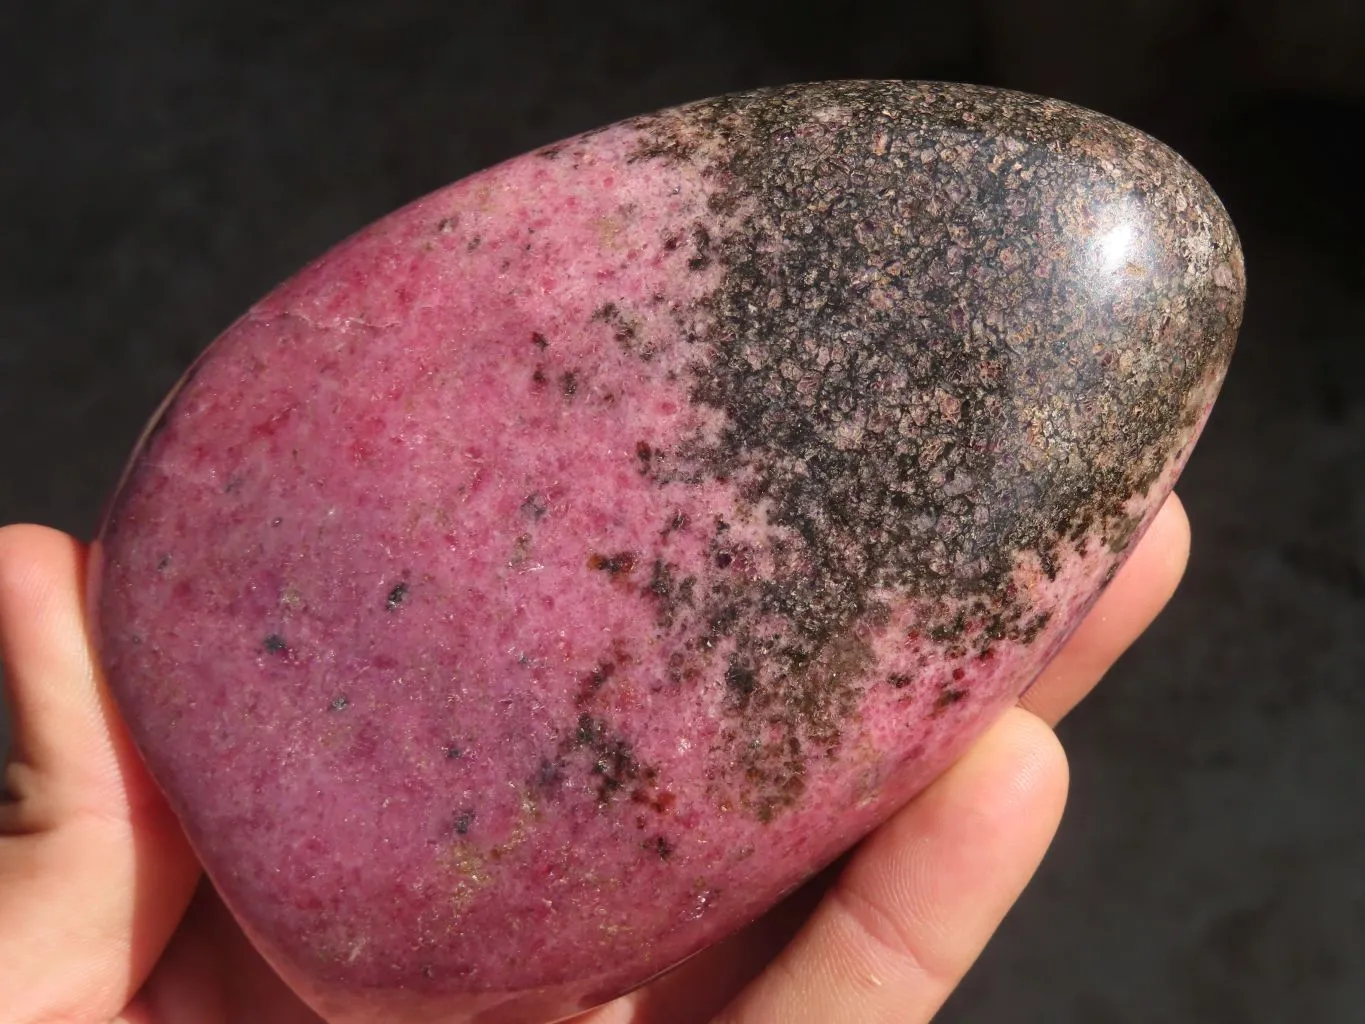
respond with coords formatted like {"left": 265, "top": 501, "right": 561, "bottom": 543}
{"left": 0, "top": 522, "right": 87, "bottom": 577}
{"left": 1146, "top": 491, "right": 1191, "bottom": 596}
{"left": 0, "top": 525, "right": 89, "bottom": 653}
{"left": 984, "top": 706, "right": 1070, "bottom": 818}
{"left": 886, "top": 707, "right": 1070, "bottom": 898}
{"left": 1020, "top": 491, "right": 1191, "bottom": 726}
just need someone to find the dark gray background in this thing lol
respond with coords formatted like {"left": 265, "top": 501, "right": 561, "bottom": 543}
{"left": 2, "top": 1, "right": 1363, "bottom": 1020}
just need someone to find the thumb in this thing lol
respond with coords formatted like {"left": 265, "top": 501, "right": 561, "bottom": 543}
{"left": 0, "top": 524, "right": 200, "bottom": 1023}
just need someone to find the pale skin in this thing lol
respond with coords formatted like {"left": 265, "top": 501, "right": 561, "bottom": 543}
{"left": 0, "top": 495, "right": 1190, "bottom": 1024}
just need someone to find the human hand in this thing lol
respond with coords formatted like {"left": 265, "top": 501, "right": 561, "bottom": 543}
{"left": 0, "top": 496, "right": 1190, "bottom": 1024}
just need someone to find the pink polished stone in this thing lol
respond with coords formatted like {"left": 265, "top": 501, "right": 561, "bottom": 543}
{"left": 93, "top": 82, "right": 1243, "bottom": 1024}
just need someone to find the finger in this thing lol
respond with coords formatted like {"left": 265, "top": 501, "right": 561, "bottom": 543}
{"left": 1, "top": 525, "right": 144, "bottom": 824}
{"left": 1019, "top": 492, "right": 1191, "bottom": 726}
{"left": 713, "top": 707, "right": 1067, "bottom": 1024}
{"left": 0, "top": 524, "right": 200, "bottom": 1023}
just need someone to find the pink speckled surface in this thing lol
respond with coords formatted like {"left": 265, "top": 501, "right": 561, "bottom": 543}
{"left": 93, "top": 82, "right": 1242, "bottom": 1024}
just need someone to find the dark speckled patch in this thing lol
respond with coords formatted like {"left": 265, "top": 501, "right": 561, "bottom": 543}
{"left": 628, "top": 82, "right": 1243, "bottom": 813}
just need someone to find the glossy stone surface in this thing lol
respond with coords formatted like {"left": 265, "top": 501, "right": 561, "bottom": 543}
{"left": 92, "top": 81, "right": 1243, "bottom": 1024}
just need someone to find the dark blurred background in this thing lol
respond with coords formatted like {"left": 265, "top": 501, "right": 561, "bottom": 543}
{"left": 2, "top": 1, "right": 1362, "bottom": 1019}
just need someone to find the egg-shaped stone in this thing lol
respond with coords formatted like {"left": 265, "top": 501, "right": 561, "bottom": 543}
{"left": 92, "top": 81, "right": 1243, "bottom": 1024}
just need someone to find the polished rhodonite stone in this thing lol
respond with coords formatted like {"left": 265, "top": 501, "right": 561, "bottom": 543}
{"left": 93, "top": 81, "right": 1243, "bottom": 1024}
